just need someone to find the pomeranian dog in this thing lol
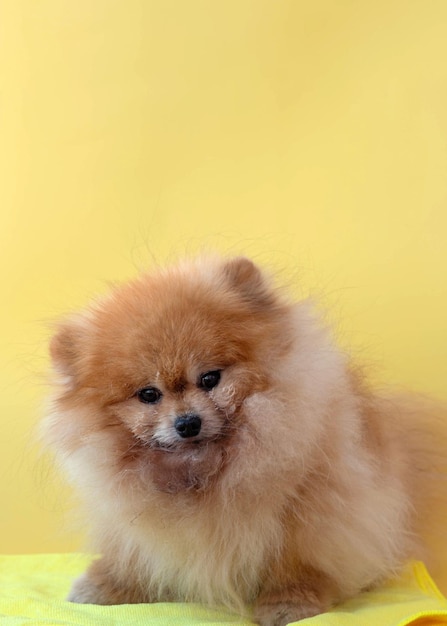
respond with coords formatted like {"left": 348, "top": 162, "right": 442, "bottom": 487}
{"left": 43, "top": 255, "right": 446, "bottom": 626}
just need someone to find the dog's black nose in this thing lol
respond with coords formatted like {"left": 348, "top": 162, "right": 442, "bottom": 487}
{"left": 174, "top": 414, "right": 202, "bottom": 438}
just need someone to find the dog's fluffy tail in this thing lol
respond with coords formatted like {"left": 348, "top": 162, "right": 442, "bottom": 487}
{"left": 389, "top": 394, "right": 447, "bottom": 591}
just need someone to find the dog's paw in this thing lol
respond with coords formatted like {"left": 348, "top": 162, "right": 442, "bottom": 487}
{"left": 255, "top": 600, "right": 322, "bottom": 626}
{"left": 67, "top": 572, "right": 108, "bottom": 604}
{"left": 67, "top": 559, "right": 157, "bottom": 605}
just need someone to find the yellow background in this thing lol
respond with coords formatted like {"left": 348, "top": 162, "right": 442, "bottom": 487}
{"left": 1, "top": 0, "right": 446, "bottom": 572}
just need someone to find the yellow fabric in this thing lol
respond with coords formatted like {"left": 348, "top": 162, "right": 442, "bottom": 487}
{"left": 1, "top": 554, "right": 447, "bottom": 625}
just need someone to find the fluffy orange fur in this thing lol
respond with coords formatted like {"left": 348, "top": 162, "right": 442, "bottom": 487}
{"left": 43, "top": 256, "right": 447, "bottom": 626}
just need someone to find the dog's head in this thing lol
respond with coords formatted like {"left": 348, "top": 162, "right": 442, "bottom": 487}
{"left": 49, "top": 257, "right": 292, "bottom": 494}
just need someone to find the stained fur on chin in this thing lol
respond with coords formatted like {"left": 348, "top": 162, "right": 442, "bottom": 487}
{"left": 42, "top": 255, "right": 447, "bottom": 626}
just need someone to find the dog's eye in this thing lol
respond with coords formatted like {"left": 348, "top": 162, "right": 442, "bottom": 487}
{"left": 137, "top": 386, "right": 162, "bottom": 404}
{"left": 199, "top": 370, "right": 221, "bottom": 391}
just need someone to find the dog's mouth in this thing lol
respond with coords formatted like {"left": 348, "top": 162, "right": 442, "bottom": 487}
{"left": 136, "top": 422, "right": 234, "bottom": 493}
{"left": 149, "top": 433, "right": 228, "bottom": 453}
{"left": 146, "top": 434, "right": 229, "bottom": 494}
{"left": 150, "top": 438, "right": 206, "bottom": 452}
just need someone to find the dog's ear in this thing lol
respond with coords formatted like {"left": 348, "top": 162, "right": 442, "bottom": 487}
{"left": 50, "top": 317, "right": 88, "bottom": 380}
{"left": 222, "top": 257, "right": 276, "bottom": 308}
